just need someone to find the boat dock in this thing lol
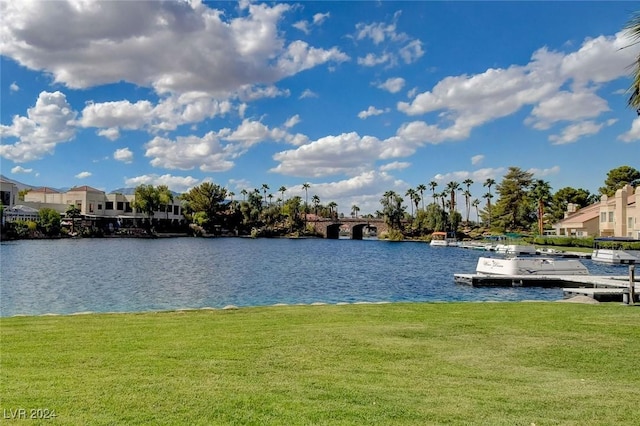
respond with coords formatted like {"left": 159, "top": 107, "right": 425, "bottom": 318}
{"left": 453, "top": 273, "right": 639, "bottom": 302}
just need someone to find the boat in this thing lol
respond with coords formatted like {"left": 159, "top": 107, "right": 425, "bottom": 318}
{"left": 494, "top": 244, "right": 537, "bottom": 256}
{"left": 430, "top": 231, "right": 458, "bottom": 247}
{"left": 591, "top": 237, "right": 639, "bottom": 264}
{"left": 476, "top": 256, "right": 589, "bottom": 276}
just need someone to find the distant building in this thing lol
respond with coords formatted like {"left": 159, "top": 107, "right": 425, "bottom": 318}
{"left": 552, "top": 184, "right": 639, "bottom": 239}
{"left": 22, "top": 185, "right": 184, "bottom": 227}
{"left": 0, "top": 179, "right": 18, "bottom": 207}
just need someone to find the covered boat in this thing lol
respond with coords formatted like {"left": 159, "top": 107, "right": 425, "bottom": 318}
{"left": 476, "top": 257, "right": 589, "bottom": 276}
{"left": 430, "top": 231, "right": 458, "bottom": 247}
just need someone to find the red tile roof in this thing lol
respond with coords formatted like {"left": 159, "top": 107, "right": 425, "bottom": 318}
{"left": 67, "top": 185, "right": 102, "bottom": 193}
{"left": 30, "top": 187, "right": 61, "bottom": 194}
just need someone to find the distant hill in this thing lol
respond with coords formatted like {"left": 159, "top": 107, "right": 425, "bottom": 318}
{"left": 109, "top": 187, "right": 137, "bottom": 195}
{"left": 0, "top": 174, "right": 37, "bottom": 192}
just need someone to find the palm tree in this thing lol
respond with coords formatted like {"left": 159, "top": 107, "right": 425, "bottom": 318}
{"left": 405, "top": 188, "right": 416, "bottom": 217}
{"left": 472, "top": 199, "right": 480, "bottom": 223}
{"left": 278, "top": 186, "right": 287, "bottom": 209}
{"left": 240, "top": 189, "right": 248, "bottom": 202}
{"left": 416, "top": 184, "right": 427, "bottom": 211}
{"left": 624, "top": 12, "right": 640, "bottom": 111}
{"left": 445, "top": 181, "right": 460, "bottom": 214}
{"left": 462, "top": 178, "right": 473, "bottom": 224}
{"left": 530, "top": 179, "right": 552, "bottom": 235}
{"left": 157, "top": 184, "right": 174, "bottom": 220}
{"left": 429, "top": 181, "right": 438, "bottom": 204}
{"left": 312, "top": 195, "right": 320, "bottom": 215}
{"left": 261, "top": 184, "right": 269, "bottom": 206}
{"left": 327, "top": 201, "right": 337, "bottom": 219}
{"left": 351, "top": 204, "right": 360, "bottom": 218}
{"left": 483, "top": 178, "right": 496, "bottom": 227}
{"left": 268, "top": 193, "right": 274, "bottom": 207}
{"left": 483, "top": 192, "right": 494, "bottom": 227}
{"left": 302, "top": 182, "right": 311, "bottom": 223}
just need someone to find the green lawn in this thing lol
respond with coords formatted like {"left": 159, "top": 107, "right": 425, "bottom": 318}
{"left": 2, "top": 303, "right": 639, "bottom": 425}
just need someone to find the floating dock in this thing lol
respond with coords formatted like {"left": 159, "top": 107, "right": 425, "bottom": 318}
{"left": 453, "top": 273, "right": 639, "bottom": 302}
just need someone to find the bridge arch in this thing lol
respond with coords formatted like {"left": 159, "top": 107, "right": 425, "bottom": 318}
{"left": 310, "top": 218, "right": 388, "bottom": 239}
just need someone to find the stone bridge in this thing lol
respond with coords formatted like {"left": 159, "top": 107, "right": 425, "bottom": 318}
{"left": 308, "top": 218, "right": 389, "bottom": 239}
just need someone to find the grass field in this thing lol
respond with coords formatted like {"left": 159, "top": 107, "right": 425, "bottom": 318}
{"left": 2, "top": 302, "right": 639, "bottom": 425}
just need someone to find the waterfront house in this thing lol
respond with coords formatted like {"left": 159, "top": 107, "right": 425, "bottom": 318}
{"left": 552, "top": 184, "right": 639, "bottom": 239}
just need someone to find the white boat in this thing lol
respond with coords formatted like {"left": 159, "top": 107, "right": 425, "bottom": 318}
{"left": 494, "top": 244, "right": 537, "bottom": 256}
{"left": 592, "top": 237, "right": 639, "bottom": 264}
{"left": 591, "top": 249, "right": 639, "bottom": 264}
{"left": 430, "top": 231, "right": 458, "bottom": 247}
{"left": 476, "top": 256, "right": 589, "bottom": 276}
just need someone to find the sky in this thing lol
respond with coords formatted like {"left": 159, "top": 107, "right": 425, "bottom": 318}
{"left": 1, "top": 0, "right": 639, "bottom": 216}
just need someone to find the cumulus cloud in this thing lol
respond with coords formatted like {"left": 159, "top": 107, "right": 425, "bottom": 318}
{"left": 527, "top": 166, "right": 561, "bottom": 177}
{"left": 293, "top": 12, "right": 330, "bottom": 34}
{"left": 1, "top": 1, "right": 348, "bottom": 96}
{"left": 379, "top": 161, "right": 410, "bottom": 172}
{"left": 397, "top": 32, "right": 636, "bottom": 144}
{"left": 549, "top": 120, "right": 612, "bottom": 145}
{"left": 75, "top": 171, "right": 92, "bottom": 179}
{"left": 11, "top": 166, "right": 33, "bottom": 174}
{"left": 358, "top": 106, "right": 388, "bottom": 119}
{"left": 0, "top": 91, "right": 77, "bottom": 162}
{"left": 10, "top": 82, "right": 19, "bottom": 92}
{"left": 124, "top": 174, "right": 200, "bottom": 193}
{"left": 618, "top": 116, "right": 640, "bottom": 143}
{"left": 471, "top": 155, "right": 484, "bottom": 165}
{"left": 284, "top": 114, "right": 301, "bottom": 128}
{"left": 354, "top": 11, "right": 423, "bottom": 67}
{"left": 377, "top": 77, "right": 405, "bottom": 93}
{"left": 113, "top": 147, "right": 134, "bottom": 163}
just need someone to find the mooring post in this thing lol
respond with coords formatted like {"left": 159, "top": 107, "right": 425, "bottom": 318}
{"left": 629, "top": 265, "right": 636, "bottom": 305}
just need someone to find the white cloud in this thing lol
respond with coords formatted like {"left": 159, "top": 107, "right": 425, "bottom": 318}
{"left": 293, "top": 12, "right": 330, "bottom": 34}
{"left": 1, "top": 1, "right": 348, "bottom": 96}
{"left": 379, "top": 161, "right": 410, "bottom": 172}
{"left": 357, "top": 53, "right": 391, "bottom": 67}
{"left": 113, "top": 148, "right": 134, "bottom": 163}
{"left": 549, "top": 120, "right": 610, "bottom": 145}
{"left": 98, "top": 127, "right": 121, "bottom": 141}
{"left": 145, "top": 132, "right": 234, "bottom": 172}
{"left": 0, "top": 91, "right": 77, "bottom": 162}
{"left": 358, "top": 106, "right": 387, "bottom": 119}
{"left": 377, "top": 77, "right": 405, "bottom": 93}
{"left": 75, "top": 171, "right": 92, "bottom": 179}
{"left": 618, "top": 116, "right": 640, "bottom": 143}
{"left": 10, "top": 82, "right": 19, "bottom": 92}
{"left": 299, "top": 89, "right": 318, "bottom": 99}
{"left": 527, "top": 166, "right": 561, "bottom": 178}
{"left": 526, "top": 90, "right": 609, "bottom": 130}
{"left": 124, "top": 174, "right": 200, "bottom": 193}
{"left": 284, "top": 115, "right": 301, "bottom": 128}
{"left": 11, "top": 166, "right": 33, "bottom": 174}
{"left": 471, "top": 155, "right": 484, "bottom": 165}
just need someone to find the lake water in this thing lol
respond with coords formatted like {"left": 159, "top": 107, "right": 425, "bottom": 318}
{"left": 0, "top": 238, "right": 629, "bottom": 317}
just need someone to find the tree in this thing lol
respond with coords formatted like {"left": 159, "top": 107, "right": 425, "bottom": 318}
{"left": 445, "top": 181, "right": 460, "bottom": 215}
{"left": 472, "top": 199, "right": 480, "bottom": 223}
{"left": 327, "top": 201, "right": 337, "bottom": 218}
{"left": 351, "top": 204, "right": 360, "bottom": 218}
{"left": 429, "top": 181, "right": 438, "bottom": 204}
{"left": 157, "top": 184, "right": 174, "bottom": 220}
{"left": 598, "top": 165, "right": 640, "bottom": 196}
{"left": 312, "top": 195, "right": 320, "bottom": 215}
{"left": 18, "top": 189, "right": 31, "bottom": 201}
{"left": 132, "top": 184, "right": 161, "bottom": 224}
{"left": 529, "top": 179, "right": 553, "bottom": 235}
{"left": 65, "top": 204, "right": 81, "bottom": 234}
{"left": 416, "top": 184, "right": 427, "bottom": 211}
{"left": 549, "top": 187, "right": 594, "bottom": 222}
{"left": 302, "top": 182, "right": 310, "bottom": 225}
{"left": 261, "top": 184, "right": 269, "bottom": 206}
{"left": 483, "top": 178, "right": 496, "bottom": 227}
{"left": 405, "top": 188, "right": 417, "bottom": 217}
{"left": 624, "top": 12, "right": 640, "bottom": 111}
{"left": 462, "top": 178, "right": 473, "bottom": 224}
{"left": 493, "top": 167, "right": 534, "bottom": 231}
{"left": 240, "top": 189, "right": 248, "bottom": 202}
{"left": 278, "top": 186, "right": 287, "bottom": 210}
{"left": 380, "top": 192, "right": 405, "bottom": 230}
{"left": 39, "top": 208, "right": 61, "bottom": 236}
{"left": 180, "top": 182, "right": 228, "bottom": 234}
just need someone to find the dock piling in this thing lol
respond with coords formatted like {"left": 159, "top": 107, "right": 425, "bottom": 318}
{"left": 626, "top": 265, "right": 636, "bottom": 305}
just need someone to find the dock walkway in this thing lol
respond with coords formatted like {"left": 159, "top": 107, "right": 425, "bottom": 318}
{"left": 453, "top": 273, "right": 639, "bottom": 302}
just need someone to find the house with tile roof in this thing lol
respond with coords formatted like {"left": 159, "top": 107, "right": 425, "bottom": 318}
{"left": 552, "top": 184, "right": 639, "bottom": 239}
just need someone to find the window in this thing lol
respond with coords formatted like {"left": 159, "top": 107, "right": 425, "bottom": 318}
{"left": 117, "top": 201, "right": 124, "bottom": 211}
{"left": 629, "top": 217, "right": 634, "bottom": 228}
{"left": 106, "top": 201, "right": 114, "bottom": 210}
{"left": 600, "top": 212, "right": 606, "bottom": 223}
{"left": 98, "top": 204, "right": 102, "bottom": 211}
{"left": 173, "top": 205, "right": 180, "bottom": 215}
{"left": 89, "top": 203, "right": 94, "bottom": 213}
{"left": 608, "top": 212, "right": 614, "bottom": 222}
{"left": 125, "top": 202, "right": 132, "bottom": 212}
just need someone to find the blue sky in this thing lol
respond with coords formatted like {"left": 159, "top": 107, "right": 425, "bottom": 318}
{"left": 1, "top": 1, "right": 638, "bottom": 215}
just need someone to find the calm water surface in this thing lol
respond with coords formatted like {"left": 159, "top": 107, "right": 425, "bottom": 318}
{"left": 0, "top": 238, "right": 628, "bottom": 316}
